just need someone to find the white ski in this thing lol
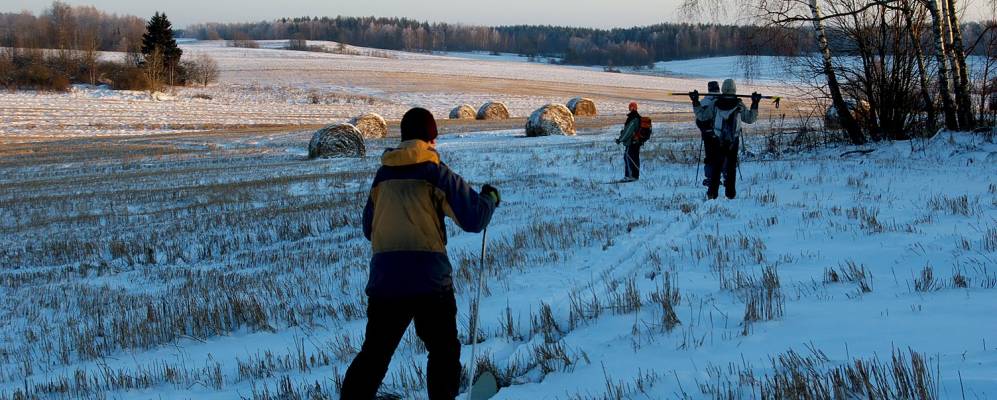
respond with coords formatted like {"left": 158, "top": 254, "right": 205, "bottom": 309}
{"left": 468, "top": 371, "right": 499, "bottom": 400}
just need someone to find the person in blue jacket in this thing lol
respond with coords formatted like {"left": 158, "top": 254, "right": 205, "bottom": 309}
{"left": 341, "top": 108, "right": 500, "bottom": 400}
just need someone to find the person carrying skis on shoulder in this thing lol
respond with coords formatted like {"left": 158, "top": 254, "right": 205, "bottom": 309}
{"left": 341, "top": 107, "right": 501, "bottom": 400}
{"left": 696, "top": 81, "right": 721, "bottom": 187}
{"left": 690, "top": 79, "right": 759, "bottom": 199}
{"left": 615, "top": 101, "right": 645, "bottom": 182}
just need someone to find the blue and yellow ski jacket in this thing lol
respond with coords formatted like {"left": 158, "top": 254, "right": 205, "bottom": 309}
{"left": 362, "top": 139, "right": 497, "bottom": 297}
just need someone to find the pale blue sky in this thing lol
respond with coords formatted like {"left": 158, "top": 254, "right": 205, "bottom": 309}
{"left": 0, "top": 0, "right": 991, "bottom": 28}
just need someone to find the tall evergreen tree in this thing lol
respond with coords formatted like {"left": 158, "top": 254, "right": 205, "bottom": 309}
{"left": 141, "top": 12, "right": 182, "bottom": 84}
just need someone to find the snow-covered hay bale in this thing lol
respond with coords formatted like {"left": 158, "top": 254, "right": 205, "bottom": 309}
{"left": 566, "top": 97, "right": 597, "bottom": 116}
{"left": 825, "top": 100, "right": 870, "bottom": 130}
{"left": 526, "top": 104, "right": 576, "bottom": 137}
{"left": 308, "top": 124, "right": 366, "bottom": 159}
{"left": 476, "top": 101, "right": 510, "bottom": 120}
{"left": 349, "top": 113, "right": 388, "bottom": 139}
{"left": 449, "top": 104, "right": 477, "bottom": 120}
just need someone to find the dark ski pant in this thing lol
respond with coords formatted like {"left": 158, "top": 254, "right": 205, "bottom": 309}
{"left": 624, "top": 143, "right": 641, "bottom": 180}
{"left": 702, "top": 136, "right": 715, "bottom": 184}
{"left": 341, "top": 291, "right": 460, "bottom": 400}
{"left": 706, "top": 138, "right": 739, "bottom": 199}
{"left": 701, "top": 132, "right": 728, "bottom": 186}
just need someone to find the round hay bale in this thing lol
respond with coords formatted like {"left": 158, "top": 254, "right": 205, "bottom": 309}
{"left": 526, "top": 104, "right": 576, "bottom": 137}
{"left": 566, "top": 97, "right": 597, "bottom": 116}
{"left": 476, "top": 101, "right": 510, "bottom": 120}
{"left": 450, "top": 104, "right": 476, "bottom": 120}
{"left": 308, "top": 123, "right": 366, "bottom": 159}
{"left": 825, "top": 99, "right": 870, "bottom": 130}
{"left": 349, "top": 113, "right": 388, "bottom": 139}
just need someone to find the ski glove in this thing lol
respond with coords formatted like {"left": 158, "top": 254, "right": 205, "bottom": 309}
{"left": 751, "top": 92, "right": 762, "bottom": 108}
{"left": 481, "top": 184, "right": 501, "bottom": 207}
{"left": 689, "top": 90, "right": 700, "bottom": 106}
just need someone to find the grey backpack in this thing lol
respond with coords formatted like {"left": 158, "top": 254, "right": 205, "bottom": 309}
{"left": 713, "top": 106, "right": 742, "bottom": 145}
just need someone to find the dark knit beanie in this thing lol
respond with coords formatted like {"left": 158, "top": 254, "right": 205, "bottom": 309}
{"left": 707, "top": 81, "right": 720, "bottom": 94}
{"left": 400, "top": 108, "right": 439, "bottom": 142}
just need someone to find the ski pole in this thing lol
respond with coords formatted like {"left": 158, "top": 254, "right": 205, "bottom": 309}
{"left": 695, "top": 140, "right": 703, "bottom": 185}
{"left": 737, "top": 139, "right": 744, "bottom": 182}
{"left": 465, "top": 227, "right": 487, "bottom": 400}
{"left": 669, "top": 92, "right": 782, "bottom": 109}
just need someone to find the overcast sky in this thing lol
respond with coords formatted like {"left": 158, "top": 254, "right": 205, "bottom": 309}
{"left": 0, "top": 0, "right": 991, "bottom": 28}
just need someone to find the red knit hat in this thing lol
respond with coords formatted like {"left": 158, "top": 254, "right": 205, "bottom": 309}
{"left": 628, "top": 101, "right": 638, "bottom": 111}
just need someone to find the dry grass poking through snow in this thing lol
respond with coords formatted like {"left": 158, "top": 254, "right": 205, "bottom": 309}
{"left": 0, "top": 127, "right": 994, "bottom": 399}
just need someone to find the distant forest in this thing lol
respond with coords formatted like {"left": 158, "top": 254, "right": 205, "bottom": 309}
{"left": 4, "top": 5, "right": 995, "bottom": 68}
{"left": 0, "top": 5, "right": 146, "bottom": 52}
{"left": 185, "top": 17, "right": 811, "bottom": 66}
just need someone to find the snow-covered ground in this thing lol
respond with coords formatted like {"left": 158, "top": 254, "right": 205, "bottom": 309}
{"left": 0, "top": 40, "right": 790, "bottom": 138}
{"left": 1, "top": 123, "right": 994, "bottom": 399}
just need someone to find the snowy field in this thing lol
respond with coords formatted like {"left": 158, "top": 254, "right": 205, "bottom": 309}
{"left": 0, "top": 40, "right": 790, "bottom": 138}
{"left": 1, "top": 123, "right": 995, "bottom": 398}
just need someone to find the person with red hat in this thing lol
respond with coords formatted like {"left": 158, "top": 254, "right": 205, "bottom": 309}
{"left": 341, "top": 107, "right": 500, "bottom": 399}
{"left": 615, "top": 101, "right": 644, "bottom": 181}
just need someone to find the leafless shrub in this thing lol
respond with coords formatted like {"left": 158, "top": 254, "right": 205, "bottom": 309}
{"left": 952, "top": 268, "right": 969, "bottom": 288}
{"left": 608, "top": 276, "right": 642, "bottom": 315}
{"left": 824, "top": 260, "right": 872, "bottom": 294}
{"left": 569, "top": 288, "right": 603, "bottom": 330}
{"left": 913, "top": 265, "right": 944, "bottom": 292}
{"left": 531, "top": 302, "right": 562, "bottom": 343}
{"left": 847, "top": 206, "right": 884, "bottom": 233}
{"left": 530, "top": 340, "right": 577, "bottom": 375}
{"left": 648, "top": 272, "right": 681, "bottom": 332}
{"left": 983, "top": 225, "right": 997, "bottom": 252}
{"left": 741, "top": 266, "right": 784, "bottom": 336}
{"left": 498, "top": 302, "right": 523, "bottom": 340}
{"left": 183, "top": 53, "right": 220, "bottom": 87}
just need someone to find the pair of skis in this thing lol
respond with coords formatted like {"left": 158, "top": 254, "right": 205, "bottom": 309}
{"left": 670, "top": 92, "right": 782, "bottom": 108}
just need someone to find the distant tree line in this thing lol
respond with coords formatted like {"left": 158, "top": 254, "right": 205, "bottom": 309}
{"left": 0, "top": 2, "right": 146, "bottom": 53}
{"left": 184, "top": 16, "right": 997, "bottom": 67}
{"left": 0, "top": 2, "right": 218, "bottom": 92}
{"left": 185, "top": 17, "right": 812, "bottom": 66}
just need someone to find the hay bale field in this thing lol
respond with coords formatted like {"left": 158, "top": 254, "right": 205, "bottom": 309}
{"left": 449, "top": 104, "right": 477, "bottom": 120}
{"left": 566, "top": 97, "right": 597, "bottom": 116}
{"left": 308, "top": 124, "right": 366, "bottom": 158}
{"left": 477, "top": 101, "right": 510, "bottom": 120}
{"left": 349, "top": 113, "right": 388, "bottom": 138}
{"left": 526, "top": 104, "right": 576, "bottom": 137}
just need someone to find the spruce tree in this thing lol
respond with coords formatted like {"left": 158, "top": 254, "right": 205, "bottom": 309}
{"left": 141, "top": 12, "right": 183, "bottom": 86}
